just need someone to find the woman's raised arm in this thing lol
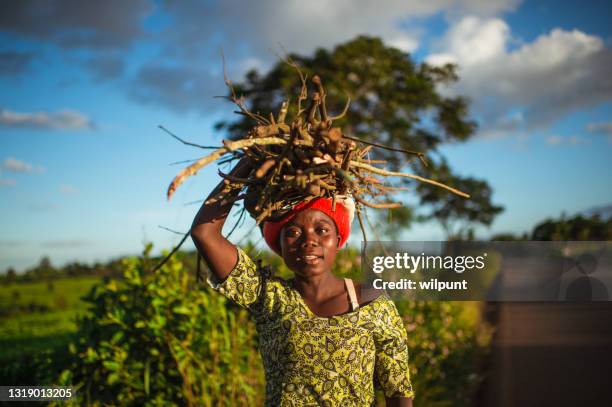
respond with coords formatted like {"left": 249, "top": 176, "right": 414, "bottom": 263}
{"left": 190, "top": 158, "right": 251, "bottom": 281}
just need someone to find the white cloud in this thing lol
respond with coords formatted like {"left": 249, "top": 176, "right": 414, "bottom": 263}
{"left": 428, "top": 17, "right": 509, "bottom": 66}
{"left": 161, "top": 0, "right": 521, "bottom": 63}
{"left": 545, "top": 135, "right": 590, "bottom": 146}
{"left": 3, "top": 157, "right": 45, "bottom": 173}
{"left": 0, "top": 108, "right": 94, "bottom": 130}
{"left": 427, "top": 16, "right": 612, "bottom": 136}
{"left": 129, "top": 0, "right": 521, "bottom": 113}
{"left": 386, "top": 34, "right": 420, "bottom": 53}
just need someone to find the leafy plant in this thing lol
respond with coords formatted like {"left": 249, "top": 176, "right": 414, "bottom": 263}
{"left": 396, "top": 301, "right": 492, "bottom": 407}
{"left": 54, "top": 244, "right": 263, "bottom": 406}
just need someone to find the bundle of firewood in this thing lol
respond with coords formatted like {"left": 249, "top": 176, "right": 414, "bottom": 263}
{"left": 166, "top": 73, "right": 468, "bottom": 228}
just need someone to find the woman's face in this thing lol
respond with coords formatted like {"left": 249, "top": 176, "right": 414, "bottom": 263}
{"left": 280, "top": 209, "right": 341, "bottom": 277}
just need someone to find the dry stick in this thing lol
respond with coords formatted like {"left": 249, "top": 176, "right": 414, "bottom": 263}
{"left": 359, "top": 145, "right": 374, "bottom": 158}
{"left": 183, "top": 199, "right": 205, "bottom": 206}
{"left": 328, "top": 95, "right": 351, "bottom": 121}
{"left": 363, "top": 206, "right": 393, "bottom": 259}
{"left": 355, "top": 203, "right": 372, "bottom": 274}
{"left": 312, "top": 75, "right": 329, "bottom": 124}
{"left": 361, "top": 159, "right": 388, "bottom": 165}
{"left": 343, "top": 133, "right": 425, "bottom": 160}
{"left": 167, "top": 137, "right": 289, "bottom": 200}
{"left": 254, "top": 127, "right": 300, "bottom": 218}
{"left": 169, "top": 158, "right": 202, "bottom": 166}
{"left": 372, "top": 184, "right": 411, "bottom": 193}
{"left": 278, "top": 100, "right": 289, "bottom": 124}
{"left": 231, "top": 109, "right": 274, "bottom": 126}
{"left": 158, "top": 225, "right": 186, "bottom": 235}
{"left": 353, "top": 194, "right": 402, "bottom": 209}
{"left": 196, "top": 252, "right": 203, "bottom": 283}
{"left": 356, "top": 173, "right": 411, "bottom": 194}
{"left": 159, "top": 125, "right": 219, "bottom": 149}
{"left": 217, "top": 153, "right": 243, "bottom": 166}
{"left": 151, "top": 231, "right": 190, "bottom": 273}
{"left": 285, "top": 57, "right": 308, "bottom": 116}
{"left": 307, "top": 92, "right": 321, "bottom": 125}
{"left": 220, "top": 48, "right": 270, "bottom": 125}
{"left": 236, "top": 224, "right": 259, "bottom": 247}
{"left": 355, "top": 202, "right": 368, "bottom": 244}
{"left": 273, "top": 46, "right": 308, "bottom": 117}
{"left": 350, "top": 160, "right": 470, "bottom": 198}
{"left": 218, "top": 170, "right": 256, "bottom": 184}
{"left": 226, "top": 206, "right": 246, "bottom": 239}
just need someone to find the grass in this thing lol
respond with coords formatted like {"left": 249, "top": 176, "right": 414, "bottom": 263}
{"left": 0, "top": 277, "right": 102, "bottom": 384}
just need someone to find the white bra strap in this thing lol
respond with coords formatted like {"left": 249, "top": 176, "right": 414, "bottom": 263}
{"left": 344, "top": 278, "right": 360, "bottom": 311}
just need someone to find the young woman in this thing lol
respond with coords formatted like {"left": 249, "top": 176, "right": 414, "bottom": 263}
{"left": 191, "top": 159, "right": 414, "bottom": 406}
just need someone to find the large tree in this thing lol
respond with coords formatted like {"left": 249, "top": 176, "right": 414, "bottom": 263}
{"left": 216, "top": 36, "right": 502, "bottom": 237}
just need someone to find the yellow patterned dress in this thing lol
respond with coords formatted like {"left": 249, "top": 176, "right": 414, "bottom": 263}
{"left": 207, "top": 247, "right": 415, "bottom": 406}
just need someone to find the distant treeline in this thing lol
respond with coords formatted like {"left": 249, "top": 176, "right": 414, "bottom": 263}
{"left": 1, "top": 255, "right": 128, "bottom": 284}
{"left": 490, "top": 213, "right": 612, "bottom": 241}
{"left": 2, "top": 213, "right": 610, "bottom": 283}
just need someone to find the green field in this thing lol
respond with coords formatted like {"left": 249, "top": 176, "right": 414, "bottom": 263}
{"left": 0, "top": 277, "right": 102, "bottom": 384}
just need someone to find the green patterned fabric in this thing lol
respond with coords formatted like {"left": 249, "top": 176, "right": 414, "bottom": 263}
{"left": 207, "top": 247, "right": 415, "bottom": 406}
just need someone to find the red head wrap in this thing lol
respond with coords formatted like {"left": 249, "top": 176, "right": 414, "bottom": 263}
{"left": 262, "top": 197, "right": 353, "bottom": 255}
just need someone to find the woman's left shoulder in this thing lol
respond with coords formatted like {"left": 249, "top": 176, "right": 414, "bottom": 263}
{"left": 358, "top": 283, "right": 391, "bottom": 306}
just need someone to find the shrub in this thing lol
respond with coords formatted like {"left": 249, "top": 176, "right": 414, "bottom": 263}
{"left": 396, "top": 301, "right": 492, "bottom": 407}
{"left": 54, "top": 244, "right": 263, "bottom": 406}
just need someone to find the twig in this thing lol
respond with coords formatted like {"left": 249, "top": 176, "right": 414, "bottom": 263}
{"left": 353, "top": 194, "right": 402, "bottom": 209}
{"left": 196, "top": 252, "right": 203, "bottom": 283}
{"left": 221, "top": 48, "right": 270, "bottom": 125}
{"left": 343, "top": 134, "right": 425, "bottom": 160}
{"left": 328, "top": 95, "right": 351, "bottom": 121}
{"left": 158, "top": 225, "right": 187, "bottom": 235}
{"left": 226, "top": 206, "right": 246, "bottom": 239}
{"left": 183, "top": 199, "right": 204, "bottom": 206}
{"left": 159, "top": 125, "right": 218, "bottom": 149}
{"left": 151, "top": 231, "right": 190, "bottom": 273}
{"left": 169, "top": 158, "right": 202, "bottom": 166}
{"left": 350, "top": 161, "right": 470, "bottom": 198}
{"left": 167, "top": 137, "right": 290, "bottom": 200}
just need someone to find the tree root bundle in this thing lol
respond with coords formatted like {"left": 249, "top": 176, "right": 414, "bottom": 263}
{"left": 166, "top": 73, "right": 469, "bottom": 229}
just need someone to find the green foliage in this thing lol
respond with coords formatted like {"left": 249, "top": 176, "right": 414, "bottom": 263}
{"left": 54, "top": 245, "right": 263, "bottom": 406}
{"left": 531, "top": 213, "right": 612, "bottom": 241}
{"left": 396, "top": 301, "right": 491, "bottom": 407}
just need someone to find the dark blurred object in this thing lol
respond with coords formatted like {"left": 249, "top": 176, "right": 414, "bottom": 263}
{"left": 477, "top": 302, "right": 612, "bottom": 406}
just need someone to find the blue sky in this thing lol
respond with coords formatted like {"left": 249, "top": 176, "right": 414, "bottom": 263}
{"left": 1, "top": 0, "right": 611, "bottom": 272}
